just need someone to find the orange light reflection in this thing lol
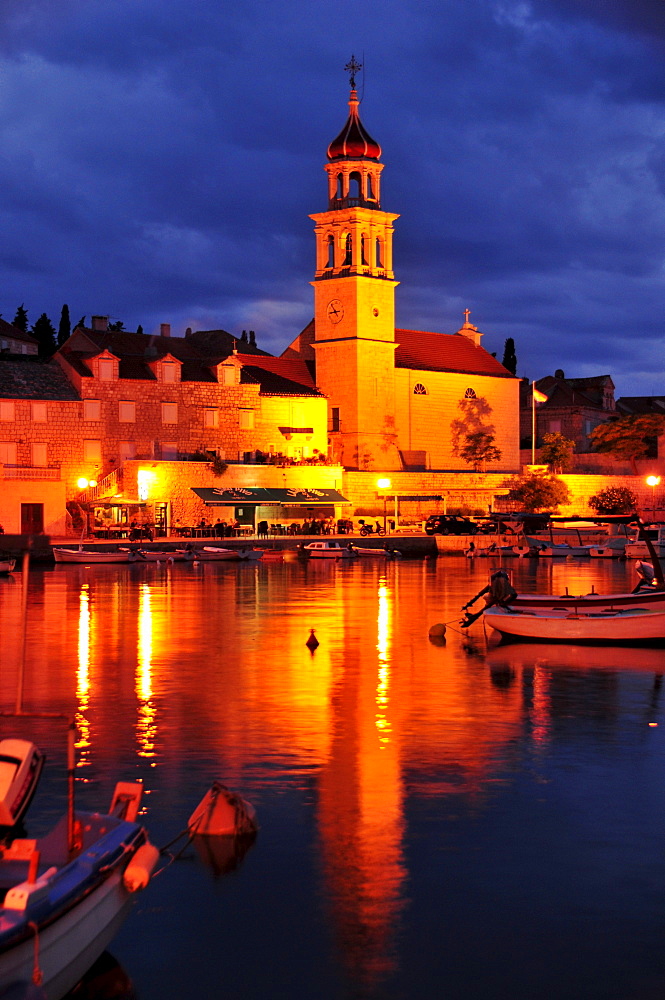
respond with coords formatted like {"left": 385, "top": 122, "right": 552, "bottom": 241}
{"left": 75, "top": 585, "right": 91, "bottom": 761}
{"left": 136, "top": 583, "right": 157, "bottom": 759}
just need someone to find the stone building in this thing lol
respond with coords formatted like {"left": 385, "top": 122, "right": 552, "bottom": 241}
{"left": 0, "top": 318, "right": 38, "bottom": 356}
{"left": 0, "top": 318, "right": 330, "bottom": 534}
{"left": 520, "top": 371, "right": 616, "bottom": 455}
{"left": 283, "top": 80, "right": 520, "bottom": 472}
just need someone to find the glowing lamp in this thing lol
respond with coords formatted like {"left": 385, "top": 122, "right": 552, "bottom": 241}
{"left": 77, "top": 478, "right": 89, "bottom": 489}
{"left": 646, "top": 475, "right": 661, "bottom": 516}
{"left": 377, "top": 478, "right": 392, "bottom": 533}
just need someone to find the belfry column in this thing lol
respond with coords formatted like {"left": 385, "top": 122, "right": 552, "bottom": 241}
{"left": 311, "top": 57, "right": 400, "bottom": 470}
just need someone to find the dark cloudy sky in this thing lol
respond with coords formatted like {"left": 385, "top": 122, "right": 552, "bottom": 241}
{"left": 1, "top": 0, "right": 664, "bottom": 397}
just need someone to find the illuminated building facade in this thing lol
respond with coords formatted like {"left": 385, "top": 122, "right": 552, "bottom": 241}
{"left": 283, "top": 75, "right": 521, "bottom": 472}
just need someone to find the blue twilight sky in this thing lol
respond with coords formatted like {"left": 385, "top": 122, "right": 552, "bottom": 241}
{"left": 1, "top": 0, "right": 664, "bottom": 397}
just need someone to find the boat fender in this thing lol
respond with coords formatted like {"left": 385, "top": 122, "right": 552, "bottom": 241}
{"left": 123, "top": 842, "right": 160, "bottom": 892}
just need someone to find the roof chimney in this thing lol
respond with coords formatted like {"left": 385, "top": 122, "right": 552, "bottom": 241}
{"left": 91, "top": 316, "right": 108, "bottom": 332}
{"left": 160, "top": 323, "right": 171, "bottom": 338}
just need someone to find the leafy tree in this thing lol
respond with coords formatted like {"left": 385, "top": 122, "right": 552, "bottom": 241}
{"left": 501, "top": 337, "right": 517, "bottom": 374}
{"left": 503, "top": 470, "right": 570, "bottom": 512}
{"left": 74, "top": 316, "right": 86, "bottom": 330}
{"left": 590, "top": 414, "right": 665, "bottom": 473}
{"left": 588, "top": 486, "right": 637, "bottom": 515}
{"left": 136, "top": 324, "right": 144, "bottom": 335}
{"left": 459, "top": 431, "right": 502, "bottom": 471}
{"left": 540, "top": 431, "right": 575, "bottom": 473}
{"left": 57, "top": 303, "right": 71, "bottom": 346}
{"left": 451, "top": 395, "right": 502, "bottom": 471}
{"left": 13, "top": 304, "right": 28, "bottom": 332}
{"left": 108, "top": 320, "right": 125, "bottom": 332}
{"left": 31, "top": 312, "right": 57, "bottom": 357}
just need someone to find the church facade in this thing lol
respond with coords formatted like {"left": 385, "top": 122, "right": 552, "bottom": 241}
{"left": 284, "top": 76, "right": 520, "bottom": 473}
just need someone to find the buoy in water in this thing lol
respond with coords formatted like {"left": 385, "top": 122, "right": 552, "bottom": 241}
{"left": 188, "top": 782, "right": 258, "bottom": 837}
{"left": 428, "top": 623, "right": 447, "bottom": 637}
{"left": 306, "top": 628, "right": 319, "bottom": 650}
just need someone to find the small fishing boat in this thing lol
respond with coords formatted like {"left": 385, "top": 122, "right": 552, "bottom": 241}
{"left": 351, "top": 545, "right": 402, "bottom": 558}
{"left": 588, "top": 542, "right": 626, "bottom": 558}
{"left": 0, "top": 560, "right": 15, "bottom": 575}
{"left": 128, "top": 549, "right": 185, "bottom": 562}
{"left": 535, "top": 543, "right": 591, "bottom": 557}
{"left": 486, "top": 641, "right": 665, "bottom": 674}
{"left": 0, "top": 780, "right": 158, "bottom": 999}
{"left": 303, "top": 540, "right": 358, "bottom": 559}
{"left": 179, "top": 546, "right": 240, "bottom": 561}
{"left": 53, "top": 548, "right": 130, "bottom": 564}
{"left": 0, "top": 740, "right": 45, "bottom": 829}
{"left": 483, "top": 605, "right": 665, "bottom": 645}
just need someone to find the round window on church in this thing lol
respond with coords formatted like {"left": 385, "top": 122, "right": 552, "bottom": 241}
{"left": 464, "top": 388, "right": 477, "bottom": 399}
{"left": 413, "top": 383, "right": 428, "bottom": 395}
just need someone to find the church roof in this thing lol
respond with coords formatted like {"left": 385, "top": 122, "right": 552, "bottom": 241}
{"left": 394, "top": 329, "right": 515, "bottom": 378}
{"left": 327, "top": 89, "right": 381, "bottom": 161}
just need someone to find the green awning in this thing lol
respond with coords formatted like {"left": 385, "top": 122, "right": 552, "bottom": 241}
{"left": 191, "top": 487, "right": 350, "bottom": 506}
{"left": 191, "top": 487, "right": 279, "bottom": 506}
{"left": 266, "top": 488, "right": 350, "bottom": 505}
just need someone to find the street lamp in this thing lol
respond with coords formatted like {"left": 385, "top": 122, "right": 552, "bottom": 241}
{"left": 646, "top": 475, "right": 661, "bottom": 519}
{"left": 377, "top": 478, "right": 391, "bottom": 534}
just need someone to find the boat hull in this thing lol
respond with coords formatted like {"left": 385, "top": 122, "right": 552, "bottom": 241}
{"left": 53, "top": 549, "right": 130, "bottom": 564}
{"left": 511, "top": 589, "right": 665, "bottom": 613}
{"left": 303, "top": 542, "right": 357, "bottom": 559}
{"left": 484, "top": 606, "right": 665, "bottom": 645}
{"left": 0, "top": 810, "right": 148, "bottom": 1000}
{"left": 0, "top": 740, "right": 44, "bottom": 828}
{"left": 0, "top": 560, "right": 15, "bottom": 575}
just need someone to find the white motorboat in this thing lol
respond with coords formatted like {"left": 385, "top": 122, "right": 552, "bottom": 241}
{"left": 483, "top": 605, "right": 665, "bottom": 645}
{"left": 303, "top": 540, "right": 358, "bottom": 559}
{"left": 0, "top": 559, "right": 15, "bottom": 575}
{"left": 625, "top": 524, "right": 665, "bottom": 559}
{"left": 0, "top": 780, "right": 158, "bottom": 1000}
{"left": 53, "top": 548, "right": 130, "bottom": 564}
{"left": 0, "top": 740, "right": 45, "bottom": 828}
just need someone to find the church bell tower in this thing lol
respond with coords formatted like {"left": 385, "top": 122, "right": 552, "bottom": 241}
{"left": 311, "top": 57, "right": 400, "bottom": 470}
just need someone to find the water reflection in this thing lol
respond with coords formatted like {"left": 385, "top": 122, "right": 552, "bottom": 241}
{"left": 136, "top": 583, "right": 157, "bottom": 761}
{"left": 1, "top": 558, "right": 663, "bottom": 1000}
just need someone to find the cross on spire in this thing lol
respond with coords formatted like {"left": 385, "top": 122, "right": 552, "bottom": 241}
{"left": 345, "top": 55, "right": 362, "bottom": 89}
{"left": 463, "top": 308, "right": 471, "bottom": 324}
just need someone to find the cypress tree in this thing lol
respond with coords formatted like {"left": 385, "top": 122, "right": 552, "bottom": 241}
{"left": 502, "top": 337, "right": 517, "bottom": 374}
{"left": 136, "top": 324, "right": 144, "bottom": 335}
{"left": 57, "top": 303, "right": 71, "bottom": 346}
{"left": 13, "top": 304, "right": 28, "bottom": 332}
{"left": 31, "top": 313, "right": 57, "bottom": 358}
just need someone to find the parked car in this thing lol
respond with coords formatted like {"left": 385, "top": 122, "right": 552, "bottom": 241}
{"left": 475, "top": 512, "right": 552, "bottom": 534}
{"left": 424, "top": 514, "right": 478, "bottom": 535}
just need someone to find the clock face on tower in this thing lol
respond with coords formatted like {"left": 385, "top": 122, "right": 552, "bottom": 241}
{"left": 326, "top": 299, "right": 344, "bottom": 324}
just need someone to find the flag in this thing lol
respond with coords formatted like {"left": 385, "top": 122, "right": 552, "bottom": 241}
{"left": 532, "top": 383, "right": 548, "bottom": 403}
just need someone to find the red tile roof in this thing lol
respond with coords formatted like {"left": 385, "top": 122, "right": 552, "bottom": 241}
{"left": 0, "top": 318, "right": 38, "bottom": 345}
{"left": 236, "top": 354, "right": 323, "bottom": 396}
{"left": 394, "top": 329, "right": 514, "bottom": 378}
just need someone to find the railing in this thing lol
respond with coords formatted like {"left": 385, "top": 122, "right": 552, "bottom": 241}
{"left": 78, "top": 468, "right": 120, "bottom": 503}
{"left": 329, "top": 197, "right": 380, "bottom": 210}
{"left": 2, "top": 465, "right": 60, "bottom": 480}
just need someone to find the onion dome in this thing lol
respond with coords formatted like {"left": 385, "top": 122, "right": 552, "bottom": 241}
{"left": 327, "top": 90, "right": 381, "bottom": 161}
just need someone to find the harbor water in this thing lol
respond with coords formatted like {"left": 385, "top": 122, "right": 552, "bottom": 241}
{"left": 1, "top": 554, "right": 665, "bottom": 1000}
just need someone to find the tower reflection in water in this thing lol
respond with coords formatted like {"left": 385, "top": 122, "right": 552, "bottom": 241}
{"left": 4, "top": 558, "right": 651, "bottom": 997}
